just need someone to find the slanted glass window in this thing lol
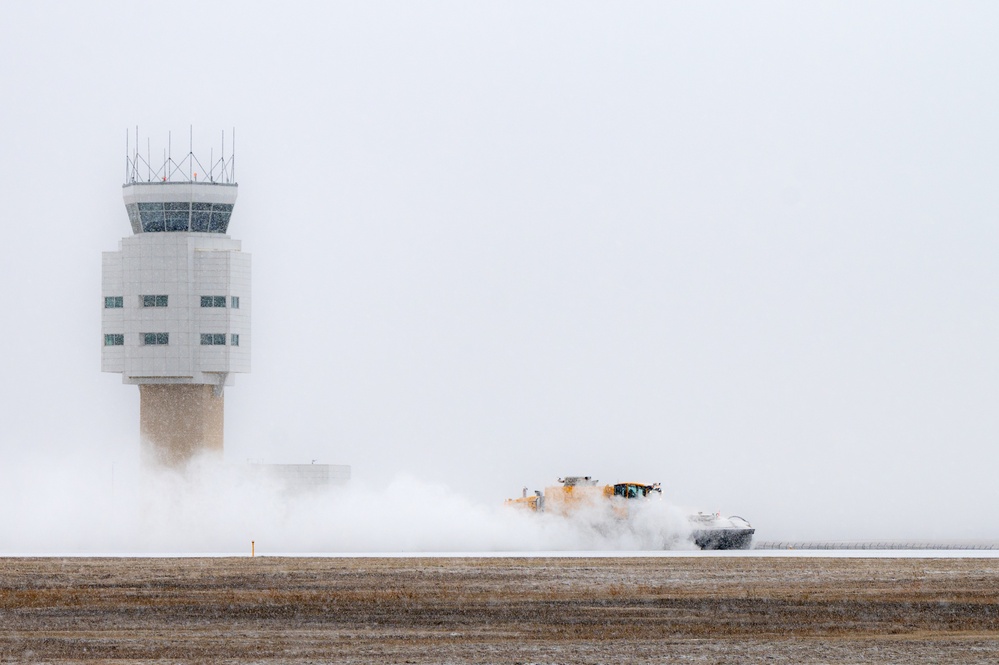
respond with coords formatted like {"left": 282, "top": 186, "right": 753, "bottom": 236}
{"left": 230, "top": 334, "right": 239, "bottom": 346}
{"left": 138, "top": 202, "right": 165, "bottom": 232}
{"left": 164, "top": 202, "right": 191, "bottom": 232}
{"left": 125, "top": 204, "right": 142, "bottom": 234}
{"left": 104, "top": 334, "right": 124, "bottom": 346}
{"left": 200, "top": 333, "right": 226, "bottom": 345}
{"left": 231, "top": 296, "right": 240, "bottom": 309}
{"left": 104, "top": 296, "right": 123, "bottom": 308}
{"left": 208, "top": 203, "right": 233, "bottom": 233}
{"left": 191, "top": 202, "right": 212, "bottom": 232}
{"left": 142, "top": 332, "right": 169, "bottom": 345}
{"left": 142, "top": 295, "right": 168, "bottom": 307}
{"left": 201, "top": 296, "right": 227, "bottom": 307}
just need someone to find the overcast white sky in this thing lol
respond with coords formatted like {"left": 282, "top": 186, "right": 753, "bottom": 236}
{"left": 1, "top": 1, "right": 998, "bottom": 543}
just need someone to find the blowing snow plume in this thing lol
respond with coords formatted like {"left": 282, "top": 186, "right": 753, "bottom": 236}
{"left": 0, "top": 455, "right": 696, "bottom": 554}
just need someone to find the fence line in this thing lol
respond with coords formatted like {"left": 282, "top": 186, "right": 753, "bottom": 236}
{"left": 756, "top": 541, "right": 999, "bottom": 550}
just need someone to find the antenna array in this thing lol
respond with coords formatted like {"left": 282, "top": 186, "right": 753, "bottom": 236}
{"left": 125, "top": 126, "right": 236, "bottom": 184}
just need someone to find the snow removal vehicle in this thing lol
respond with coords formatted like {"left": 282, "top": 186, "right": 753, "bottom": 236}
{"left": 506, "top": 475, "right": 755, "bottom": 550}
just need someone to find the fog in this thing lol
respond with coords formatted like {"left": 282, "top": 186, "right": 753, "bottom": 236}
{"left": 0, "top": 453, "right": 694, "bottom": 554}
{"left": 1, "top": 2, "right": 998, "bottom": 550}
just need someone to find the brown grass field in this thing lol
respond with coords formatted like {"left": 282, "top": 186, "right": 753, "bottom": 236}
{"left": 1, "top": 556, "right": 998, "bottom": 663}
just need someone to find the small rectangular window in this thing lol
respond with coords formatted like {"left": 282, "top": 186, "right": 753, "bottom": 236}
{"left": 231, "top": 296, "right": 240, "bottom": 309}
{"left": 104, "top": 296, "right": 123, "bottom": 308}
{"left": 200, "top": 333, "right": 227, "bottom": 346}
{"left": 143, "top": 332, "right": 169, "bottom": 345}
{"left": 104, "top": 334, "right": 124, "bottom": 346}
{"left": 201, "top": 296, "right": 227, "bottom": 307}
{"left": 230, "top": 334, "right": 239, "bottom": 346}
{"left": 142, "top": 295, "right": 168, "bottom": 307}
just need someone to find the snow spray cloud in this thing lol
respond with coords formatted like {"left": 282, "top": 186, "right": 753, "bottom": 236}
{"left": 0, "top": 454, "right": 695, "bottom": 554}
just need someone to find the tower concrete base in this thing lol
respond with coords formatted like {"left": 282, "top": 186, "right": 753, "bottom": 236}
{"left": 139, "top": 385, "right": 224, "bottom": 467}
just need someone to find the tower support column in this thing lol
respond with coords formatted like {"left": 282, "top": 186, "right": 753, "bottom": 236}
{"left": 139, "top": 385, "right": 224, "bottom": 467}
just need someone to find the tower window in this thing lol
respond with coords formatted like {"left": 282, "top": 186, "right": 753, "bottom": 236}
{"left": 200, "top": 333, "right": 226, "bottom": 345}
{"left": 142, "top": 295, "right": 168, "bottom": 307}
{"left": 208, "top": 203, "right": 233, "bottom": 233}
{"left": 135, "top": 201, "right": 229, "bottom": 233}
{"left": 142, "top": 332, "right": 169, "bottom": 345}
{"left": 125, "top": 204, "right": 142, "bottom": 234}
{"left": 138, "top": 202, "right": 165, "bottom": 232}
{"left": 164, "top": 202, "right": 191, "bottom": 232}
{"left": 104, "top": 334, "right": 124, "bottom": 346}
{"left": 231, "top": 334, "right": 239, "bottom": 346}
{"left": 104, "top": 296, "right": 123, "bottom": 308}
{"left": 191, "top": 202, "right": 212, "bottom": 232}
{"left": 201, "top": 296, "right": 227, "bottom": 307}
{"left": 231, "top": 296, "right": 240, "bottom": 309}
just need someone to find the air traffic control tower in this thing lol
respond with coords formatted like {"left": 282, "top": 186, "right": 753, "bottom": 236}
{"left": 102, "top": 132, "right": 249, "bottom": 467}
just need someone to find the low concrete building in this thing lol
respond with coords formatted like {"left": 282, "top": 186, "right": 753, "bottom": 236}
{"left": 249, "top": 464, "right": 353, "bottom": 493}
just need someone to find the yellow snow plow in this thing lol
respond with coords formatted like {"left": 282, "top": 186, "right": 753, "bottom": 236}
{"left": 506, "top": 475, "right": 754, "bottom": 550}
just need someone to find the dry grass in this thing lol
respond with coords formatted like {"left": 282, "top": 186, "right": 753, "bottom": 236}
{"left": 1, "top": 557, "right": 998, "bottom": 663}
